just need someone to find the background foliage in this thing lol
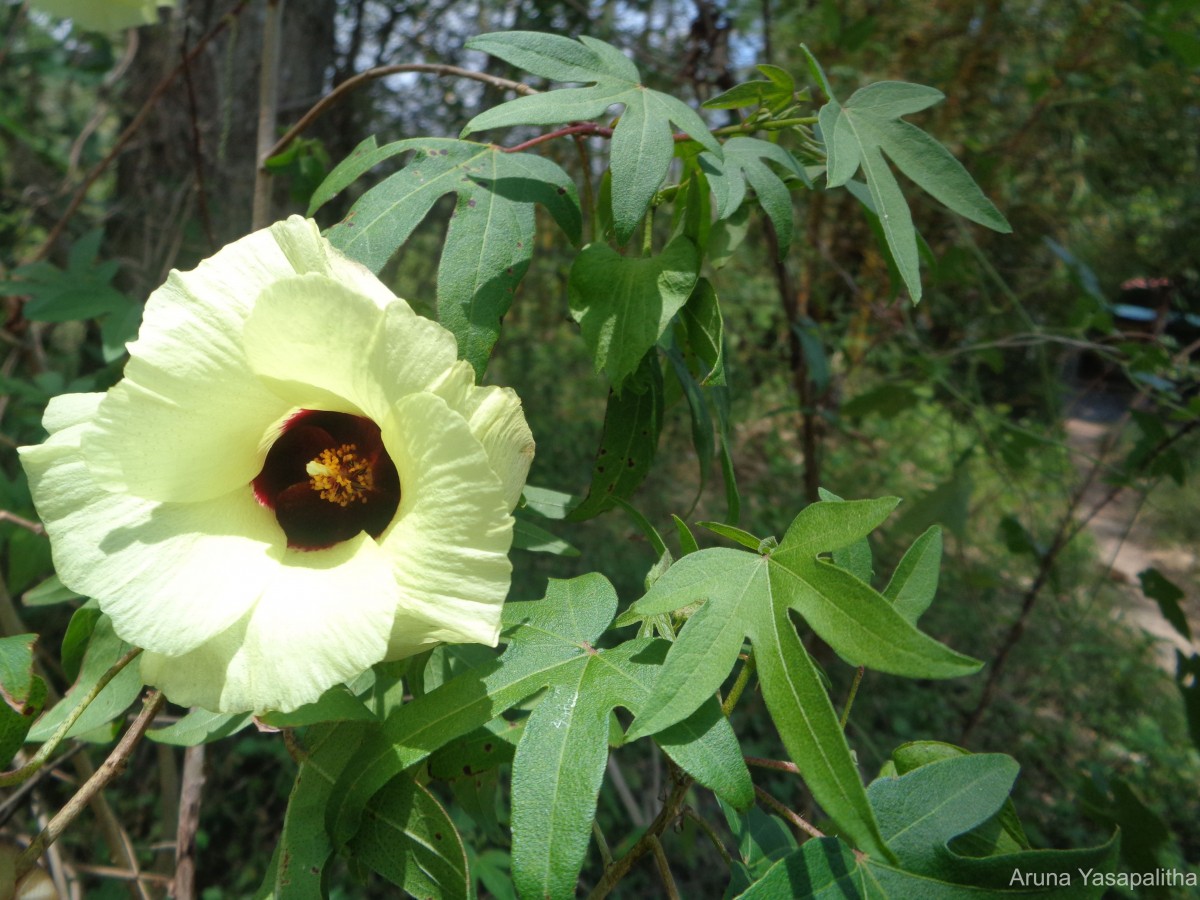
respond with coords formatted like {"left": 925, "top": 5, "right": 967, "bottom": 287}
{"left": 1, "top": 0, "right": 1198, "bottom": 897}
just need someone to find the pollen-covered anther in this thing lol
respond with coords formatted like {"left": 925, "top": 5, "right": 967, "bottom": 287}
{"left": 305, "top": 444, "right": 374, "bottom": 506}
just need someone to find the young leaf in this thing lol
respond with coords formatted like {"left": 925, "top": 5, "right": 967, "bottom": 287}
{"left": 699, "top": 137, "right": 807, "bottom": 254}
{"left": 703, "top": 64, "right": 795, "bottom": 112}
{"left": 568, "top": 351, "right": 663, "bottom": 521}
{"left": 883, "top": 526, "right": 943, "bottom": 625}
{"left": 568, "top": 236, "right": 700, "bottom": 388}
{"left": 317, "top": 137, "right": 580, "bottom": 378}
{"left": 462, "top": 32, "right": 721, "bottom": 243}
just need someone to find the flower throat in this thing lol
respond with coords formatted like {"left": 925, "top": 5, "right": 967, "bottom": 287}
{"left": 252, "top": 410, "right": 400, "bottom": 550}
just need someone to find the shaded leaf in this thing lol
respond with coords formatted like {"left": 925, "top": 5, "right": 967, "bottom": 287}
{"left": 317, "top": 137, "right": 580, "bottom": 378}
{"left": 463, "top": 32, "right": 720, "bottom": 242}
{"left": 568, "top": 236, "right": 700, "bottom": 388}
{"left": 700, "top": 137, "right": 806, "bottom": 254}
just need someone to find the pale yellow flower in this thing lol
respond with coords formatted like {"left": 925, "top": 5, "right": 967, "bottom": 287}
{"left": 20, "top": 217, "right": 534, "bottom": 714}
{"left": 29, "top": 0, "right": 175, "bottom": 32}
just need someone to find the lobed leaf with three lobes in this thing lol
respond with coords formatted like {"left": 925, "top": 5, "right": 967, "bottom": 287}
{"left": 461, "top": 31, "right": 722, "bottom": 244}
{"left": 618, "top": 496, "right": 982, "bottom": 861}
{"left": 311, "top": 136, "right": 581, "bottom": 379}
{"left": 325, "top": 574, "right": 752, "bottom": 899}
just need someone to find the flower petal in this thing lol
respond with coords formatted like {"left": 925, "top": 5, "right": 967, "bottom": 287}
{"left": 378, "top": 393, "right": 514, "bottom": 649}
{"left": 431, "top": 362, "right": 535, "bottom": 512}
{"left": 139, "top": 534, "right": 396, "bottom": 713}
{"left": 20, "top": 397, "right": 282, "bottom": 656}
{"left": 241, "top": 274, "right": 460, "bottom": 421}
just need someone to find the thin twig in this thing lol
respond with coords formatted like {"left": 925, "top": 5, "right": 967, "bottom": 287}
{"left": 0, "top": 648, "right": 143, "bottom": 787}
{"left": 586, "top": 774, "right": 692, "bottom": 900}
{"left": 264, "top": 64, "right": 538, "bottom": 163}
{"left": 15, "top": 691, "right": 166, "bottom": 880}
{"left": 0, "top": 510, "right": 45, "bottom": 535}
{"left": 682, "top": 806, "right": 732, "bottom": 867}
{"left": 753, "top": 785, "right": 825, "bottom": 841}
{"left": 172, "top": 744, "right": 206, "bottom": 900}
{"left": 647, "top": 835, "right": 680, "bottom": 900}
{"left": 744, "top": 755, "right": 800, "bottom": 775}
{"left": 605, "top": 754, "right": 646, "bottom": 828}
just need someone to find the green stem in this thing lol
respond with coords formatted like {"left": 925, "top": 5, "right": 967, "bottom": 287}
{"left": 839, "top": 666, "right": 865, "bottom": 730}
{"left": 683, "top": 806, "right": 733, "bottom": 867}
{"left": 721, "top": 650, "right": 756, "bottom": 717}
{"left": 0, "top": 648, "right": 143, "bottom": 788}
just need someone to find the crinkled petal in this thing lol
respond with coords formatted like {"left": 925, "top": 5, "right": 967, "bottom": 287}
{"left": 19, "top": 395, "right": 282, "bottom": 656}
{"left": 82, "top": 217, "right": 397, "bottom": 504}
{"left": 431, "top": 362, "right": 535, "bottom": 512}
{"left": 241, "top": 274, "right": 459, "bottom": 422}
{"left": 379, "top": 393, "right": 513, "bottom": 648}
{"left": 139, "top": 534, "right": 396, "bottom": 713}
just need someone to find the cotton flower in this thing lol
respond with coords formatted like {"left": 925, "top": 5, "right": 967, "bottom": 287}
{"left": 19, "top": 217, "right": 534, "bottom": 714}
{"left": 29, "top": 0, "right": 175, "bottom": 32}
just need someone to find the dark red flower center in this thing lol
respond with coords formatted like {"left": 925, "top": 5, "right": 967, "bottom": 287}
{"left": 252, "top": 410, "right": 400, "bottom": 550}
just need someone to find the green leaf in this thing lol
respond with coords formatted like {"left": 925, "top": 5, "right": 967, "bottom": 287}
{"left": 350, "top": 773, "right": 469, "bottom": 898}
{"left": 462, "top": 32, "right": 720, "bottom": 243}
{"left": 1138, "top": 567, "right": 1191, "bottom": 641}
{"left": 664, "top": 342, "right": 714, "bottom": 507}
{"left": 318, "top": 137, "right": 580, "bottom": 378}
{"left": 520, "top": 485, "right": 578, "bottom": 520}
{"left": 27, "top": 616, "right": 142, "bottom": 743}
{"left": 620, "top": 548, "right": 892, "bottom": 860}
{"left": 840, "top": 382, "right": 920, "bottom": 419}
{"left": 622, "top": 498, "right": 981, "bottom": 858}
{"left": 696, "top": 521, "right": 768, "bottom": 553}
{"left": 883, "top": 526, "right": 942, "bottom": 625}
{"left": 703, "top": 64, "right": 795, "bottom": 111}
{"left": 867, "top": 754, "right": 1119, "bottom": 896}
{"left": 260, "top": 685, "right": 378, "bottom": 729}
{"left": 275, "top": 722, "right": 369, "bottom": 897}
{"left": 568, "top": 352, "right": 663, "bottom": 520}
{"left": 325, "top": 574, "right": 749, "bottom": 897}
{"left": 699, "top": 137, "right": 805, "bottom": 254}
{"left": 21, "top": 573, "right": 83, "bottom": 607}
{"left": 0, "top": 634, "right": 47, "bottom": 768}
{"left": 513, "top": 515, "right": 580, "bottom": 556}
{"left": 679, "top": 277, "right": 726, "bottom": 386}
{"left": 60, "top": 604, "right": 101, "bottom": 683}
{"left": 771, "top": 501, "right": 979, "bottom": 676}
{"left": 818, "top": 489, "right": 874, "bottom": 584}
{"left": 1, "top": 230, "right": 134, "bottom": 325}
{"left": 672, "top": 514, "right": 699, "bottom": 556}
{"left": 816, "top": 78, "right": 1009, "bottom": 302}
{"left": 147, "top": 708, "right": 253, "bottom": 746}
{"left": 568, "top": 236, "right": 700, "bottom": 388}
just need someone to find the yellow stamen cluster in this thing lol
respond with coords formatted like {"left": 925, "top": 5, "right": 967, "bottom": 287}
{"left": 306, "top": 444, "right": 374, "bottom": 507}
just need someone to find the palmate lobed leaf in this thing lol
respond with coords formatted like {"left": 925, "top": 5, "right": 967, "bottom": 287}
{"left": 620, "top": 497, "right": 981, "bottom": 860}
{"left": 314, "top": 136, "right": 580, "bottom": 378}
{"left": 462, "top": 31, "right": 721, "bottom": 243}
{"left": 803, "top": 46, "right": 1010, "bottom": 303}
{"left": 325, "top": 574, "right": 749, "bottom": 897}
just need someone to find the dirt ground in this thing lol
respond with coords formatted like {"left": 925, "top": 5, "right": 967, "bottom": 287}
{"left": 1066, "top": 391, "right": 1200, "bottom": 672}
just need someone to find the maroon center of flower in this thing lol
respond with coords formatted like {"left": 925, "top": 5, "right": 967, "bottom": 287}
{"left": 252, "top": 410, "right": 400, "bottom": 550}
